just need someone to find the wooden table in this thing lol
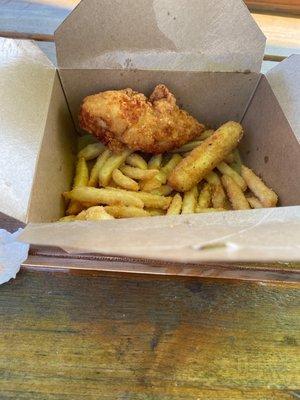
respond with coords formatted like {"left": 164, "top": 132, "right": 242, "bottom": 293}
{"left": 0, "top": 1, "right": 299, "bottom": 399}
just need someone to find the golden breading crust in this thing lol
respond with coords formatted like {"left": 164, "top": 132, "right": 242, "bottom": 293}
{"left": 79, "top": 85, "right": 204, "bottom": 154}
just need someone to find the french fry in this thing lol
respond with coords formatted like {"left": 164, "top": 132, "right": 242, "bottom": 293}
{"left": 120, "top": 165, "right": 158, "bottom": 181}
{"left": 182, "top": 186, "right": 198, "bottom": 214}
{"left": 89, "top": 148, "right": 111, "bottom": 187}
{"left": 66, "top": 157, "right": 89, "bottom": 215}
{"left": 168, "top": 122, "right": 243, "bottom": 192}
{"left": 77, "top": 206, "right": 115, "bottom": 220}
{"left": 126, "top": 153, "right": 148, "bottom": 170}
{"left": 224, "top": 152, "right": 235, "bottom": 164}
{"left": 247, "top": 196, "right": 264, "bottom": 209}
{"left": 112, "top": 169, "right": 139, "bottom": 191}
{"left": 148, "top": 154, "right": 163, "bottom": 170}
{"left": 99, "top": 149, "right": 132, "bottom": 186}
{"left": 216, "top": 161, "right": 247, "bottom": 191}
{"left": 171, "top": 140, "right": 202, "bottom": 154}
{"left": 195, "top": 208, "right": 226, "bottom": 213}
{"left": 221, "top": 175, "right": 250, "bottom": 210}
{"left": 59, "top": 215, "right": 77, "bottom": 222}
{"left": 64, "top": 187, "right": 144, "bottom": 208}
{"left": 105, "top": 205, "right": 150, "bottom": 218}
{"left": 197, "top": 183, "right": 212, "bottom": 209}
{"left": 78, "top": 142, "right": 105, "bottom": 160}
{"left": 167, "top": 193, "right": 182, "bottom": 216}
{"left": 198, "top": 129, "right": 214, "bottom": 140}
{"left": 106, "top": 187, "right": 172, "bottom": 210}
{"left": 77, "top": 134, "right": 98, "bottom": 152}
{"left": 205, "top": 172, "right": 227, "bottom": 209}
{"left": 146, "top": 208, "right": 165, "bottom": 216}
{"left": 241, "top": 166, "right": 278, "bottom": 207}
{"left": 141, "top": 154, "right": 182, "bottom": 191}
{"left": 229, "top": 149, "right": 242, "bottom": 174}
{"left": 150, "top": 185, "right": 173, "bottom": 196}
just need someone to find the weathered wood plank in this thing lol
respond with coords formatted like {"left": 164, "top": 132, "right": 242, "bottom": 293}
{"left": 0, "top": 269, "right": 299, "bottom": 399}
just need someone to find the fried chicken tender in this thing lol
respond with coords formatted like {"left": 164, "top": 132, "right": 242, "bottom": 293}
{"left": 79, "top": 84, "right": 205, "bottom": 154}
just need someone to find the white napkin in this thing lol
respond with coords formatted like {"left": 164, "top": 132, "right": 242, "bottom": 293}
{"left": 0, "top": 229, "right": 29, "bottom": 285}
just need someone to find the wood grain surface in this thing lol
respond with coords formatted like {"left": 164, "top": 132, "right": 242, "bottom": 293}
{"left": 0, "top": 269, "right": 299, "bottom": 399}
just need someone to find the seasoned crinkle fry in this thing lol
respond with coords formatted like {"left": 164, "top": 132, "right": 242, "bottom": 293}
{"left": 106, "top": 187, "right": 172, "bottom": 210}
{"left": 59, "top": 215, "right": 77, "bottom": 222}
{"left": 146, "top": 208, "right": 165, "bottom": 216}
{"left": 77, "top": 206, "right": 115, "bottom": 220}
{"left": 216, "top": 161, "right": 247, "bottom": 191}
{"left": 221, "top": 175, "right": 250, "bottom": 210}
{"left": 64, "top": 187, "right": 144, "bottom": 208}
{"left": 167, "top": 193, "right": 182, "bottom": 215}
{"left": 143, "top": 153, "right": 183, "bottom": 191}
{"left": 182, "top": 186, "right": 198, "bottom": 214}
{"left": 205, "top": 172, "right": 227, "bottom": 209}
{"left": 198, "top": 129, "right": 214, "bottom": 140}
{"left": 120, "top": 165, "right": 158, "bottom": 181}
{"left": 150, "top": 185, "right": 173, "bottom": 196}
{"left": 89, "top": 148, "right": 111, "bottom": 187}
{"left": 247, "top": 196, "right": 263, "bottom": 209}
{"left": 99, "top": 149, "right": 132, "bottom": 186}
{"left": 197, "top": 183, "right": 212, "bottom": 209}
{"left": 77, "top": 134, "right": 98, "bottom": 152}
{"left": 78, "top": 142, "right": 105, "bottom": 160}
{"left": 171, "top": 140, "right": 202, "bottom": 154}
{"left": 105, "top": 205, "right": 150, "bottom": 218}
{"left": 126, "top": 153, "right": 148, "bottom": 170}
{"left": 224, "top": 152, "right": 235, "bottom": 164}
{"left": 112, "top": 169, "right": 139, "bottom": 191}
{"left": 66, "top": 157, "right": 89, "bottom": 215}
{"left": 148, "top": 154, "right": 163, "bottom": 170}
{"left": 241, "top": 166, "right": 278, "bottom": 207}
{"left": 168, "top": 122, "right": 243, "bottom": 192}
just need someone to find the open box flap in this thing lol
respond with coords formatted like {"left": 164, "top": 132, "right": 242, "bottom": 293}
{"left": 55, "top": 0, "right": 265, "bottom": 72}
{"left": 19, "top": 207, "right": 300, "bottom": 263}
{"left": 0, "top": 38, "right": 56, "bottom": 223}
{"left": 266, "top": 55, "right": 300, "bottom": 141}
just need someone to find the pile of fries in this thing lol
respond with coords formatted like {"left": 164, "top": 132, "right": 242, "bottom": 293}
{"left": 60, "top": 121, "right": 278, "bottom": 222}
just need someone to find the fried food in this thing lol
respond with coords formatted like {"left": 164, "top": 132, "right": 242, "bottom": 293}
{"left": 216, "top": 161, "right": 247, "bottom": 191}
{"left": 148, "top": 154, "right": 163, "bottom": 170}
{"left": 167, "top": 193, "right": 183, "bottom": 215}
{"left": 112, "top": 169, "right": 139, "bottom": 191}
{"left": 99, "top": 149, "right": 132, "bottom": 186}
{"left": 89, "top": 148, "right": 111, "bottom": 187}
{"left": 64, "top": 187, "right": 144, "bottom": 208}
{"left": 78, "top": 143, "right": 105, "bottom": 160}
{"left": 241, "top": 166, "right": 278, "bottom": 207}
{"left": 197, "top": 183, "right": 212, "bottom": 209}
{"left": 66, "top": 157, "right": 89, "bottom": 215}
{"left": 79, "top": 84, "right": 205, "bottom": 154}
{"left": 247, "top": 196, "right": 264, "bottom": 209}
{"left": 182, "top": 186, "right": 198, "bottom": 214}
{"left": 168, "top": 121, "right": 243, "bottom": 192}
{"left": 126, "top": 154, "right": 148, "bottom": 170}
{"left": 221, "top": 175, "right": 250, "bottom": 210}
{"left": 120, "top": 165, "right": 158, "bottom": 181}
{"left": 105, "top": 205, "right": 150, "bottom": 218}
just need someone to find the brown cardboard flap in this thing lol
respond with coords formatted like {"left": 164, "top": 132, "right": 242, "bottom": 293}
{"left": 266, "top": 55, "right": 300, "bottom": 142}
{"left": 58, "top": 69, "right": 261, "bottom": 132}
{"left": 240, "top": 75, "right": 300, "bottom": 206}
{"left": 0, "top": 38, "right": 55, "bottom": 223}
{"left": 19, "top": 207, "right": 300, "bottom": 263}
{"left": 55, "top": 0, "right": 265, "bottom": 72}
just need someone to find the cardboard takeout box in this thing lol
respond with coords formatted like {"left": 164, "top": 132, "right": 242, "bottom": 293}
{"left": 0, "top": 0, "right": 299, "bottom": 267}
